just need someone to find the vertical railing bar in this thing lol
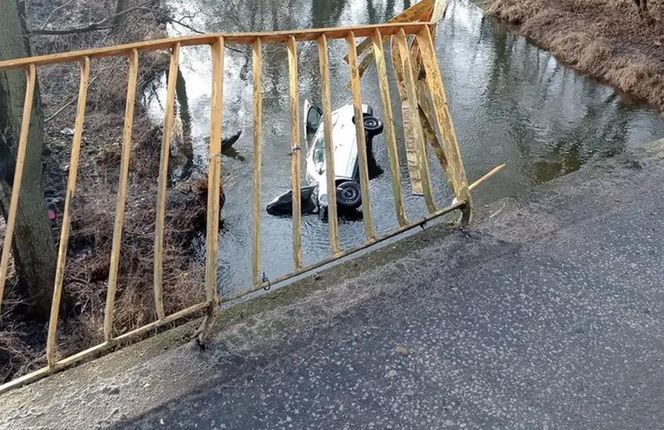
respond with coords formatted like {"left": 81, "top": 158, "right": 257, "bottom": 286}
{"left": 153, "top": 42, "right": 180, "bottom": 320}
{"left": 46, "top": 56, "right": 91, "bottom": 366}
{"left": 390, "top": 34, "right": 421, "bottom": 196}
{"left": 251, "top": 38, "right": 263, "bottom": 287}
{"left": 395, "top": 29, "right": 436, "bottom": 214}
{"left": 104, "top": 49, "right": 139, "bottom": 341}
{"left": 415, "top": 25, "right": 472, "bottom": 223}
{"left": 317, "top": 34, "right": 341, "bottom": 256}
{"left": 287, "top": 36, "right": 303, "bottom": 270}
{"left": 346, "top": 31, "right": 375, "bottom": 242}
{"left": 204, "top": 36, "right": 224, "bottom": 306}
{"left": 0, "top": 65, "right": 36, "bottom": 317}
{"left": 371, "top": 29, "right": 407, "bottom": 227}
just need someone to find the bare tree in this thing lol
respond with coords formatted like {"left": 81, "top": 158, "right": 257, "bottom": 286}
{"left": 0, "top": 0, "right": 57, "bottom": 320}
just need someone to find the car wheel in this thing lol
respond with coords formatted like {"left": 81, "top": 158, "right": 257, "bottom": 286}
{"left": 336, "top": 181, "right": 362, "bottom": 210}
{"left": 363, "top": 116, "right": 383, "bottom": 135}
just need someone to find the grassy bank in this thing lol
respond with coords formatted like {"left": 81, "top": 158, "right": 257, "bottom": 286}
{"left": 488, "top": 0, "right": 664, "bottom": 112}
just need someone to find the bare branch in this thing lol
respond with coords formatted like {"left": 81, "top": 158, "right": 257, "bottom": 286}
{"left": 143, "top": 8, "right": 247, "bottom": 54}
{"left": 29, "top": 0, "right": 156, "bottom": 36}
{"left": 44, "top": 76, "right": 99, "bottom": 123}
{"left": 167, "top": 16, "right": 205, "bottom": 35}
{"left": 29, "top": 1, "right": 248, "bottom": 55}
{"left": 40, "top": 0, "right": 76, "bottom": 31}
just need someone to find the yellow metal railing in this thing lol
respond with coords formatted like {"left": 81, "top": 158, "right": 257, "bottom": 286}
{"left": 0, "top": 16, "right": 487, "bottom": 392}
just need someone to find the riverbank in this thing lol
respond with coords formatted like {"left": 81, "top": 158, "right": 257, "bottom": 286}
{"left": 488, "top": 0, "right": 664, "bottom": 112}
{"left": 2, "top": 137, "right": 663, "bottom": 429}
{"left": 1, "top": 0, "right": 205, "bottom": 382}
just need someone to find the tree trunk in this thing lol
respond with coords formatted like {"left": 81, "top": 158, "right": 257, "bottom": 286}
{"left": 114, "top": 0, "right": 132, "bottom": 30}
{"left": 0, "top": 0, "right": 57, "bottom": 320}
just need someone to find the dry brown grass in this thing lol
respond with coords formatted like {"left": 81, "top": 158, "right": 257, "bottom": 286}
{"left": 1, "top": 0, "right": 208, "bottom": 382}
{"left": 489, "top": 0, "right": 664, "bottom": 111}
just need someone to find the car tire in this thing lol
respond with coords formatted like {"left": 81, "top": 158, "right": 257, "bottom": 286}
{"left": 336, "top": 181, "right": 362, "bottom": 210}
{"left": 363, "top": 116, "right": 383, "bottom": 135}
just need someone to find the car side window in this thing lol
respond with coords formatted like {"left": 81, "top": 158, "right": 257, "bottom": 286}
{"left": 306, "top": 106, "right": 322, "bottom": 134}
{"left": 312, "top": 130, "right": 325, "bottom": 164}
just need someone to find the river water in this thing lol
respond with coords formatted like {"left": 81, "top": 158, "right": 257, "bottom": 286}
{"left": 152, "top": 0, "right": 664, "bottom": 293}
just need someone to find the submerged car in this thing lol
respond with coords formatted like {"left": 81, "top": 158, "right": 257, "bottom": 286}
{"left": 267, "top": 100, "right": 384, "bottom": 219}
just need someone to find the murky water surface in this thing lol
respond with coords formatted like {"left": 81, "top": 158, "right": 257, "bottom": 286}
{"left": 152, "top": 0, "right": 664, "bottom": 292}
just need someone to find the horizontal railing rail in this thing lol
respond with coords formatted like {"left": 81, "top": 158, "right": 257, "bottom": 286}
{"left": 0, "top": 23, "right": 430, "bottom": 70}
{"left": 0, "top": 16, "right": 487, "bottom": 393}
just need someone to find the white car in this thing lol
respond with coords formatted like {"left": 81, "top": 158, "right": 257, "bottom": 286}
{"left": 267, "top": 100, "right": 384, "bottom": 218}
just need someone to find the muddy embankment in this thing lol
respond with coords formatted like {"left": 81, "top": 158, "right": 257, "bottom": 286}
{"left": 488, "top": 0, "right": 664, "bottom": 112}
{"left": 1, "top": 0, "right": 209, "bottom": 382}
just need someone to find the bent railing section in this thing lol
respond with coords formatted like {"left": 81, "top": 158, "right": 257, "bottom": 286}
{"left": 0, "top": 21, "right": 471, "bottom": 392}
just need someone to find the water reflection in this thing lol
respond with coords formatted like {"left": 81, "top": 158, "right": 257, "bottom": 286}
{"left": 439, "top": 0, "right": 664, "bottom": 200}
{"left": 156, "top": 0, "right": 664, "bottom": 293}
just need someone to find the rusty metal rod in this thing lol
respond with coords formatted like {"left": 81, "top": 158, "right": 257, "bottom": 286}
{"left": 317, "top": 34, "right": 341, "bottom": 256}
{"left": 104, "top": 49, "right": 140, "bottom": 341}
{"left": 395, "top": 29, "right": 436, "bottom": 214}
{"left": 0, "top": 23, "right": 431, "bottom": 71}
{"left": 46, "top": 57, "right": 91, "bottom": 366}
{"left": 371, "top": 29, "right": 408, "bottom": 227}
{"left": 287, "top": 36, "right": 303, "bottom": 270}
{"left": 346, "top": 31, "right": 376, "bottom": 242}
{"left": 414, "top": 25, "right": 472, "bottom": 223}
{"left": 252, "top": 38, "right": 264, "bottom": 286}
{"left": 205, "top": 37, "right": 225, "bottom": 306}
{"left": 153, "top": 42, "right": 181, "bottom": 320}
